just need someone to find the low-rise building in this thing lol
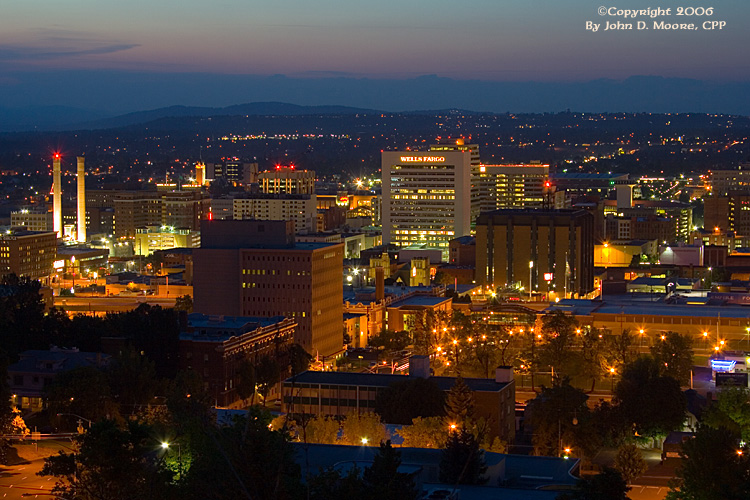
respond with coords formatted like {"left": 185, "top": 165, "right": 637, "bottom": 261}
{"left": 8, "top": 347, "right": 111, "bottom": 411}
{"left": 0, "top": 228, "right": 57, "bottom": 282}
{"left": 283, "top": 360, "right": 515, "bottom": 442}
{"left": 179, "top": 313, "right": 297, "bottom": 407}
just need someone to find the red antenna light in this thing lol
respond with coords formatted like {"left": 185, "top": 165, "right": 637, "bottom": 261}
{"left": 54, "top": 153, "right": 60, "bottom": 159}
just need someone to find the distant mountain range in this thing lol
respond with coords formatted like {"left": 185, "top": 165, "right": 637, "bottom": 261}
{"left": 1, "top": 73, "right": 749, "bottom": 132}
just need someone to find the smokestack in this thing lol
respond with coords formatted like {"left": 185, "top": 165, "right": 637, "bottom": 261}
{"left": 53, "top": 154, "right": 62, "bottom": 238}
{"left": 77, "top": 156, "right": 86, "bottom": 242}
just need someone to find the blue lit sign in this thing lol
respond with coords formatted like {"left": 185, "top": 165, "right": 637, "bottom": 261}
{"left": 711, "top": 359, "right": 737, "bottom": 372}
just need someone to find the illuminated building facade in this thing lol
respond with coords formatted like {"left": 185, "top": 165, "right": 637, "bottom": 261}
{"left": 475, "top": 209, "right": 594, "bottom": 298}
{"left": 193, "top": 220, "right": 344, "bottom": 358}
{"left": 0, "top": 229, "right": 57, "bottom": 282}
{"left": 232, "top": 194, "right": 317, "bottom": 233}
{"left": 428, "top": 140, "right": 481, "bottom": 222}
{"left": 381, "top": 150, "right": 472, "bottom": 258}
{"left": 134, "top": 225, "right": 201, "bottom": 256}
{"left": 259, "top": 166, "right": 316, "bottom": 194}
{"left": 478, "top": 164, "right": 550, "bottom": 211}
{"left": 11, "top": 209, "right": 53, "bottom": 232}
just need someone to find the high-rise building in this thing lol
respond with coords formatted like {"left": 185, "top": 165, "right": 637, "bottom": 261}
{"left": 708, "top": 164, "right": 750, "bottom": 196}
{"left": 0, "top": 229, "right": 57, "bottom": 282}
{"left": 381, "top": 150, "right": 472, "bottom": 257}
{"left": 206, "top": 160, "right": 259, "bottom": 185}
{"left": 429, "top": 140, "right": 481, "bottom": 222}
{"left": 477, "top": 164, "right": 550, "bottom": 211}
{"left": 232, "top": 194, "right": 317, "bottom": 233}
{"left": 193, "top": 220, "right": 344, "bottom": 358}
{"left": 259, "top": 166, "right": 316, "bottom": 194}
{"left": 475, "top": 209, "right": 594, "bottom": 298}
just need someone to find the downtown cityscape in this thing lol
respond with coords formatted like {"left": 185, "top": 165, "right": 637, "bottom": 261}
{"left": 2, "top": 2, "right": 750, "bottom": 500}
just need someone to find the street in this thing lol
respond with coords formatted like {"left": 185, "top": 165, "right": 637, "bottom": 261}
{"left": 0, "top": 441, "right": 73, "bottom": 499}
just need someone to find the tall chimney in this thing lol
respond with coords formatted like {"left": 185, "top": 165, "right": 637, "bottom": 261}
{"left": 77, "top": 156, "right": 86, "bottom": 242}
{"left": 53, "top": 154, "right": 62, "bottom": 238}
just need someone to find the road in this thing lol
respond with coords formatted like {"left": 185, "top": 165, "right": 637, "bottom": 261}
{"left": 0, "top": 458, "right": 57, "bottom": 499}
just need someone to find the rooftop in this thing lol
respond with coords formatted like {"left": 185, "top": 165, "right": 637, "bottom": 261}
{"left": 285, "top": 370, "right": 511, "bottom": 393}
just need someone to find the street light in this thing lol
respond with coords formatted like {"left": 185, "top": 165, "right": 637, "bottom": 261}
{"left": 56, "top": 413, "right": 93, "bottom": 429}
{"left": 161, "top": 441, "right": 183, "bottom": 478}
{"left": 360, "top": 437, "right": 369, "bottom": 445}
{"left": 528, "top": 261, "right": 534, "bottom": 301}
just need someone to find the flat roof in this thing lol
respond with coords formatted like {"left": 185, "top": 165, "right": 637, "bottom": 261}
{"left": 389, "top": 295, "right": 451, "bottom": 308}
{"left": 285, "top": 371, "right": 511, "bottom": 393}
{"left": 547, "top": 298, "right": 750, "bottom": 319}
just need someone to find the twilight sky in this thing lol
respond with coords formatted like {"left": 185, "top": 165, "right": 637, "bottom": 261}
{"left": 1, "top": 1, "right": 749, "bottom": 115}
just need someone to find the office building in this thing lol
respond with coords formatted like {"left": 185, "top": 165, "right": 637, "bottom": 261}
{"left": 478, "top": 164, "right": 550, "bottom": 211}
{"left": 708, "top": 164, "right": 750, "bottom": 196}
{"left": 206, "top": 160, "right": 258, "bottom": 185}
{"left": 134, "top": 225, "right": 201, "bottom": 256}
{"left": 0, "top": 229, "right": 57, "bottom": 282}
{"left": 475, "top": 209, "right": 595, "bottom": 298}
{"left": 193, "top": 220, "right": 344, "bottom": 358}
{"left": 259, "top": 165, "right": 315, "bottom": 194}
{"left": 282, "top": 360, "right": 515, "bottom": 442}
{"left": 705, "top": 191, "right": 750, "bottom": 237}
{"left": 179, "top": 313, "right": 296, "bottom": 407}
{"left": 11, "top": 209, "right": 53, "bottom": 232}
{"left": 382, "top": 150, "right": 472, "bottom": 257}
{"left": 429, "top": 140, "right": 481, "bottom": 222}
{"left": 233, "top": 194, "right": 317, "bottom": 233}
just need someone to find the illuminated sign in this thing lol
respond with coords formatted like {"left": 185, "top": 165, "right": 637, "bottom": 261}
{"left": 544, "top": 273, "right": 554, "bottom": 281}
{"left": 710, "top": 359, "right": 736, "bottom": 372}
{"left": 399, "top": 156, "right": 446, "bottom": 163}
{"left": 53, "top": 260, "right": 65, "bottom": 269}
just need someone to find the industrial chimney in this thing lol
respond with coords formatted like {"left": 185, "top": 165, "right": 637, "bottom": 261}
{"left": 53, "top": 154, "right": 62, "bottom": 238}
{"left": 77, "top": 156, "right": 86, "bottom": 242}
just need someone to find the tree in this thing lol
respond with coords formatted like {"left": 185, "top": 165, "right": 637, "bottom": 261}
{"left": 525, "top": 378, "right": 592, "bottom": 457}
{"left": 539, "top": 311, "right": 578, "bottom": 377}
{"left": 614, "top": 443, "right": 648, "bottom": 485}
{"left": 39, "top": 419, "right": 176, "bottom": 500}
{"left": 614, "top": 356, "right": 686, "bottom": 440}
{"left": 397, "top": 416, "right": 449, "bottom": 449}
{"left": 236, "top": 359, "right": 257, "bottom": 404}
{"left": 607, "top": 328, "right": 637, "bottom": 367}
{"left": 666, "top": 426, "right": 750, "bottom": 500}
{"left": 439, "top": 427, "right": 488, "bottom": 485}
{"left": 650, "top": 332, "right": 693, "bottom": 386}
{"left": 184, "top": 406, "right": 304, "bottom": 500}
{"left": 341, "top": 412, "right": 386, "bottom": 445}
{"left": 46, "top": 366, "right": 121, "bottom": 429}
{"left": 367, "top": 329, "right": 411, "bottom": 351}
{"left": 303, "top": 416, "right": 340, "bottom": 445}
{"left": 362, "top": 441, "right": 418, "bottom": 500}
{"left": 444, "top": 377, "right": 475, "bottom": 427}
{"left": 254, "top": 355, "right": 281, "bottom": 406}
{"left": 173, "top": 295, "right": 193, "bottom": 313}
{"left": 308, "top": 465, "right": 365, "bottom": 500}
{"left": 107, "top": 348, "right": 165, "bottom": 411}
{"left": 703, "top": 387, "right": 750, "bottom": 441}
{"left": 579, "top": 327, "right": 607, "bottom": 393}
{"left": 375, "top": 377, "right": 445, "bottom": 425}
{"left": 557, "top": 467, "right": 630, "bottom": 500}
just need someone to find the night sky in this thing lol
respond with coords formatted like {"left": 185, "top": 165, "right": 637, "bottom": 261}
{"left": 1, "top": 1, "right": 749, "bottom": 113}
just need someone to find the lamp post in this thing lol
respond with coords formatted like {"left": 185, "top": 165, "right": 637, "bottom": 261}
{"left": 529, "top": 261, "right": 534, "bottom": 301}
{"left": 161, "top": 441, "right": 182, "bottom": 478}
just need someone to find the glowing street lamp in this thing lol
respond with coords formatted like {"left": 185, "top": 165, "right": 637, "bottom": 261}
{"left": 528, "top": 261, "right": 534, "bottom": 300}
{"left": 361, "top": 437, "right": 369, "bottom": 445}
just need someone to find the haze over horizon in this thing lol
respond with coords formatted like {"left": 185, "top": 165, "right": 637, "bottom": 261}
{"left": 1, "top": 0, "right": 748, "bottom": 121}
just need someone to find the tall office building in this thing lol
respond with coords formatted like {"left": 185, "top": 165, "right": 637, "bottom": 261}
{"left": 429, "top": 140, "right": 481, "bottom": 222}
{"left": 259, "top": 166, "right": 316, "bottom": 194}
{"left": 232, "top": 194, "right": 317, "bottom": 234}
{"left": 475, "top": 209, "right": 595, "bottom": 298}
{"left": 478, "top": 164, "right": 550, "bottom": 211}
{"left": 381, "top": 150, "right": 472, "bottom": 258}
{"left": 193, "top": 220, "right": 344, "bottom": 358}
